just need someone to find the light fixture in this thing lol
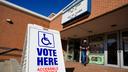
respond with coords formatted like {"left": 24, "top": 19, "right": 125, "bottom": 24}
{"left": 6, "top": 18, "right": 13, "bottom": 24}
{"left": 73, "top": 35, "right": 77, "bottom": 37}
{"left": 88, "top": 30, "right": 93, "bottom": 33}
{"left": 111, "top": 24, "right": 117, "bottom": 27}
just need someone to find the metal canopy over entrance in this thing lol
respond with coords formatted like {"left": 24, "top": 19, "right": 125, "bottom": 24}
{"left": 61, "top": 5, "right": 128, "bottom": 40}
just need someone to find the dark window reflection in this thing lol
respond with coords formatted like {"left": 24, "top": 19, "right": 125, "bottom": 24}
{"left": 107, "top": 33, "right": 117, "bottom": 65}
{"left": 122, "top": 31, "right": 128, "bottom": 66}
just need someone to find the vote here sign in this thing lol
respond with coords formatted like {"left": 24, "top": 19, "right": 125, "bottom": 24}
{"left": 22, "top": 24, "right": 66, "bottom": 72}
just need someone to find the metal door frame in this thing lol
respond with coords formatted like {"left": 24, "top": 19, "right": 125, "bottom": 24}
{"left": 120, "top": 29, "right": 128, "bottom": 69}
{"left": 104, "top": 31, "right": 120, "bottom": 68}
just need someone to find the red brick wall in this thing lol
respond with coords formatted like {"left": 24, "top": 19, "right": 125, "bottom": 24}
{"left": 49, "top": 14, "right": 63, "bottom": 31}
{"left": 1, "top": 0, "right": 128, "bottom": 62}
{"left": 0, "top": 4, "right": 50, "bottom": 61}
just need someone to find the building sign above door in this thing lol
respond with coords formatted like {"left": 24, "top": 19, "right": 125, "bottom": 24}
{"left": 61, "top": 0, "right": 91, "bottom": 24}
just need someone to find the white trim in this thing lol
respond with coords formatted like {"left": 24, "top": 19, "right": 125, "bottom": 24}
{"left": 0, "top": 0, "right": 77, "bottom": 21}
{"left": 104, "top": 51, "right": 107, "bottom": 66}
{"left": 0, "top": 0, "right": 51, "bottom": 21}
{"left": 50, "top": 0, "right": 80, "bottom": 20}
{"left": 117, "top": 50, "right": 121, "bottom": 67}
{"left": 50, "top": 0, "right": 78, "bottom": 21}
{"left": 62, "top": 0, "right": 76, "bottom": 13}
{"left": 50, "top": 10, "right": 63, "bottom": 21}
{"left": 120, "top": 50, "right": 128, "bottom": 69}
{"left": 62, "top": 0, "right": 81, "bottom": 13}
{"left": 117, "top": 32, "right": 121, "bottom": 67}
{"left": 105, "top": 64, "right": 120, "bottom": 68}
{"left": 79, "top": 51, "right": 81, "bottom": 63}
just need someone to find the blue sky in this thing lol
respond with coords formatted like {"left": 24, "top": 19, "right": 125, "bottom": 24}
{"left": 7, "top": 0, "right": 73, "bottom": 16}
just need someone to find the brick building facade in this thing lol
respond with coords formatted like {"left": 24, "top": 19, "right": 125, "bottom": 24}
{"left": 0, "top": 0, "right": 128, "bottom": 69}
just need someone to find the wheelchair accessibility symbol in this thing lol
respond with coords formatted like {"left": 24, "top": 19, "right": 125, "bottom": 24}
{"left": 41, "top": 34, "right": 52, "bottom": 45}
{"left": 38, "top": 31, "right": 55, "bottom": 48}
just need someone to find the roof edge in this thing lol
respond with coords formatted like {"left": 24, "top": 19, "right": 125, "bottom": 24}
{"left": 50, "top": 10, "right": 63, "bottom": 21}
{"left": 50, "top": 0, "right": 77, "bottom": 21}
{"left": 0, "top": 0, "right": 51, "bottom": 21}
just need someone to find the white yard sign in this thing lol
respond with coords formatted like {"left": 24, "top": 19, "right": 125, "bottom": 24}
{"left": 22, "top": 24, "right": 66, "bottom": 72}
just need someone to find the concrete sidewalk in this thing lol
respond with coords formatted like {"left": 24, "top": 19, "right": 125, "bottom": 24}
{"left": 65, "top": 61, "right": 128, "bottom": 72}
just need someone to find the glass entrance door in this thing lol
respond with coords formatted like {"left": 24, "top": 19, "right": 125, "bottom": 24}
{"left": 105, "top": 31, "right": 128, "bottom": 68}
{"left": 121, "top": 30, "right": 128, "bottom": 68}
{"left": 106, "top": 32, "right": 120, "bottom": 67}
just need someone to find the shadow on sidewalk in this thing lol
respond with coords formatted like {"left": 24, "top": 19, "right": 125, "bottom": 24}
{"left": 66, "top": 67, "right": 75, "bottom": 72}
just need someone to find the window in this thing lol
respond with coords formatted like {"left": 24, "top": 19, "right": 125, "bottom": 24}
{"left": 89, "top": 35, "right": 104, "bottom": 54}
